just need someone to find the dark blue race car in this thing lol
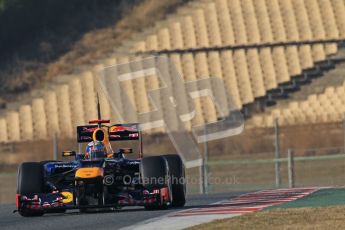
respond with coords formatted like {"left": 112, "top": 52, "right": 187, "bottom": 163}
{"left": 15, "top": 106, "right": 186, "bottom": 217}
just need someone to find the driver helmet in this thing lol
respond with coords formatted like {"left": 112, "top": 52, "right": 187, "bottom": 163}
{"left": 85, "top": 141, "right": 106, "bottom": 160}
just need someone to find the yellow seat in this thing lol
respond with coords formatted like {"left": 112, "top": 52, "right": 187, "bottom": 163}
{"left": 0, "top": 118, "right": 8, "bottom": 143}
{"left": 191, "top": 8, "right": 209, "bottom": 48}
{"left": 317, "top": 0, "right": 339, "bottom": 39}
{"left": 6, "top": 111, "right": 20, "bottom": 142}
{"left": 169, "top": 21, "right": 184, "bottom": 49}
{"left": 272, "top": 47, "right": 290, "bottom": 84}
{"left": 253, "top": 0, "right": 273, "bottom": 43}
{"left": 180, "top": 16, "right": 197, "bottom": 49}
{"left": 227, "top": 0, "right": 247, "bottom": 44}
{"left": 246, "top": 48, "right": 266, "bottom": 97}
{"left": 298, "top": 45, "right": 314, "bottom": 69}
{"left": 286, "top": 46, "right": 302, "bottom": 76}
{"left": 241, "top": 0, "right": 261, "bottom": 44}
{"left": 19, "top": 105, "right": 33, "bottom": 141}
{"left": 259, "top": 48, "right": 277, "bottom": 90}
{"left": 214, "top": 0, "right": 235, "bottom": 45}
{"left": 157, "top": 28, "right": 171, "bottom": 50}
{"left": 220, "top": 50, "right": 242, "bottom": 109}
{"left": 203, "top": 2, "right": 222, "bottom": 47}
{"left": 233, "top": 49, "right": 254, "bottom": 104}
{"left": 265, "top": 0, "right": 286, "bottom": 42}
{"left": 181, "top": 53, "right": 205, "bottom": 126}
{"left": 331, "top": 0, "right": 345, "bottom": 38}
{"left": 69, "top": 76, "right": 85, "bottom": 127}
{"left": 279, "top": 0, "right": 299, "bottom": 41}
{"left": 291, "top": 0, "right": 313, "bottom": 41}
{"left": 304, "top": 0, "right": 326, "bottom": 40}
{"left": 32, "top": 98, "right": 48, "bottom": 139}
{"left": 44, "top": 91, "right": 60, "bottom": 137}
{"left": 55, "top": 84, "right": 73, "bottom": 138}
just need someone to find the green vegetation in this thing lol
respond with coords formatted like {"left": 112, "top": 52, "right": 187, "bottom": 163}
{"left": 189, "top": 188, "right": 345, "bottom": 229}
{"left": 0, "top": 0, "right": 183, "bottom": 104}
{"left": 188, "top": 206, "right": 345, "bottom": 230}
{"left": 266, "top": 188, "right": 345, "bottom": 209}
{"left": 0, "top": 0, "right": 129, "bottom": 55}
{"left": 0, "top": 0, "right": 137, "bottom": 99}
{"left": 0, "top": 0, "right": 5, "bottom": 13}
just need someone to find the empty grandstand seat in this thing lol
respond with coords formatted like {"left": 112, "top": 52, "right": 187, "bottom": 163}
{"left": 6, "top": 111, "right": 20, "bottom": 142}
{"left": 331, "top": 0, "right": 345, "bottom": 38}
{"left": 32, "top": 98, "right": 48, "bottom": 139}
{"left": 219, "top": 50, "right": 242, "bottom": 109}
{"left": 248, "top": 82, "right": 345, "bottom": 127}
{"left": 203, "top": 2, "right": 222, "bottom": 47}
{"left": 233, "top": 49, "right": 254, "bottom": 104}
{"left": 279, "top": 0, "right": 299, "bottom": 42}
{"left": 69, "top": 76, "right": 85, "bottom": 127}
{"left": 19, "top": 105, "right": 33, "bottom": 141}
{"left": 318, "top": 0, "right": 339, "bottom": 39}
{"left": 181, "top": 53, "right": 205, "bottom": 125}
{"left": 241, "top": 0, "right": 261, "bottom": 44}
{"left": 246, "top": 49, "right": 266, "bottom": 97}
{"left": 266, "top": 0, "right": 286, "bottom": 42}
{"left": 291, "top": 0, "right": 313, "bottom": 41}
{"left": 259, "top": 48, "right": 278, "bottom": 90}
{"left": 286, "top": 46, "right": 302, "bottom": 76}
{"left": 214, "top": 0, "right": 235, "bottom": 45}
{"left": 55, "top": 84, "right": 73, "bottom": 138}
{"left": 272, "top": 47, "right": 290, "bottom": 83}
{"left": 0, "top": 118, "right": 8, "bottom": 143}
{"left": 253, "top": 0, "right": 273, "bottom": 43}
{"left": 157, "top": 28, "right": 171, "bottom": 50}
{"left": 228, "top": 0, "right": 248, "bottom": 44}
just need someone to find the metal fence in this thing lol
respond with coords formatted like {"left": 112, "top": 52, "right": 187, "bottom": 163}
{"left": 186, "top": 146, "right": 345, "bottom": 194}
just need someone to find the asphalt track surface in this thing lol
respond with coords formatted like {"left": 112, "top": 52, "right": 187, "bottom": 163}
{"left": 0, "top": 192, "right": 247, "bottom": 230}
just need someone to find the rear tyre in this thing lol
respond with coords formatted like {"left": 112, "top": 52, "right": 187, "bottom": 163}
{"left": 163, "top": 155, "right": 186, "bottom": 207}
{"left": 140, "top": 156, "right": 171, "bottom": 210}
{"left": 17, "top": 162, "right": 44, "bottom": 217}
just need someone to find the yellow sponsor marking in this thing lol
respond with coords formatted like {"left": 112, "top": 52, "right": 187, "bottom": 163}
{"left": 61, "top": 191, "right": 73, "bottom": 203}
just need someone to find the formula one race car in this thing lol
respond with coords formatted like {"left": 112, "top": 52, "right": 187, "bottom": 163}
{"left": 15, "top": 102, "right": 186, "bottom": 217}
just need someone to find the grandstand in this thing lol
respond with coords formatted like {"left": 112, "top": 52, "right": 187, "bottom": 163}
{"left": 1, "top": 0, "right": 345, "bottom": 143}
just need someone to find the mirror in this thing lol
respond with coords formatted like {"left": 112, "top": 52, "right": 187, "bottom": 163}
{"left": 62, "top": 150, "right": 76, "bottom": 157}
{"left": 118, "top": 148, "right": 133, "bottom": 154}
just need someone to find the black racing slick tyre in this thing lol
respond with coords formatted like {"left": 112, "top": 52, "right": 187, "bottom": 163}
{"left": 140, "top": 156, "right": 171, "bottom": 210}
{"left": 140, "top": 156, "right": 169, "bottom": 190}
{"left": 163, "top": 154, "right": 186, "bottom": 207}
{"left": 17, "top": 162, "right": 44, "bottom": 217}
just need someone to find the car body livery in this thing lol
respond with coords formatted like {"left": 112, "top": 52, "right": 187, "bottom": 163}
{"left": 16, "top": 105, "right": 186, "bottom": 217}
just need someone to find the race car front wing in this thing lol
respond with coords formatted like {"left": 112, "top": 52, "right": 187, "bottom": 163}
{"left": 15, "top": 188, "right": 169, "bottom": 212}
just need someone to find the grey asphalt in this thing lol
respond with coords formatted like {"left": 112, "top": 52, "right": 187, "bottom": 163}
{"left": 0, "top": 192, "right": 246, "bottom": 230}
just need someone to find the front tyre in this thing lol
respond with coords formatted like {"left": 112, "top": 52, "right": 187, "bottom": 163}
{"left": 140, "top": 156, "right": 171, "bottom": 210}
{"left": 163, "top": 154, "right": 186, "bottom": 207}
{"left": 17, "top": 162, "right": 44, "bottom": 217}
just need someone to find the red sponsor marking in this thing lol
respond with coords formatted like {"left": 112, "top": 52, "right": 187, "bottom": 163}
{"left": 89, "top": 119, "right": 110, "bottom": 124}
{"left": 110, "top": 125, "right": 137, "bottom": 132}
{"left": 16, "top": 194, "right": 20, "bottom": 208}
{"left": 160, "top": 187, "right": 170, "bottom": 203}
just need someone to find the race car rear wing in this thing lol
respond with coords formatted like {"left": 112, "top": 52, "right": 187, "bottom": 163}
{"left": 77, "top": 123, "right": 140, "bottom": 143}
